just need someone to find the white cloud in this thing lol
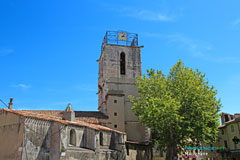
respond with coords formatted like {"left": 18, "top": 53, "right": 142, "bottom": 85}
{"left": 10, "top": 84, "right": 31, "bottom": 89}
{"left": 143, "top": 32, "right": 211, "bottom": 57}
{"left": 0, "top": 48, "right": 14, "bottom": 56}
{"left": 232, "top": 19, "right": 240, "bottom": 26}
{"left": 143, "top": 32, "right": 240, "bottom": 63}
{"left": 105, "top": 4, "right": 174, "bottom": 22}
{"left": 126, "top": 9, "right": 173, "bottom": 21}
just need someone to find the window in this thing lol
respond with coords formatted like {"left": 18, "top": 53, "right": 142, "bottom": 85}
{"left": 114, "top": 112, "right": 117, "bottom": 116}
{"left": 231, "top": 125, "right": 235, "bottom": 132}
{"left": 100, "top": 132, "right": 103, "bottom": 146}
{"left": 70, "top": 129, "right": 76, "bottom": 146}
{"left": 114, "top": 100, "right": 117, "bottom": 103}
{"left": 126, "top": 144, "right": 129, "bottom": 155}
{"left": 224, "top": 140, "right": 228, "bottom": 148}
{"left": 234, "top": 143, "right": 238, "bottom": 149}
{"left": 120, "top": 52, "right": 126, "bottom": 75}
{"left": 224, "top": 115, "right": 229, "bottom": 122}
{"left": 114, "top": 124, "right": 117, "bottom": 128}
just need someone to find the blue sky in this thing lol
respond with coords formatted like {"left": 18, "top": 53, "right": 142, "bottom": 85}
{"left": 0, "top": 0, "right": 239, "bottom": 113}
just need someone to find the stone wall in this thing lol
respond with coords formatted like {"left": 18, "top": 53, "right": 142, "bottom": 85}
{"left": 22, "top": 117, "right": 61, "bottom": 160}
{"left": 0, "top": 110, "right": 24, "bottom": 160}
{"left": 60, "top": 126, "right": 127, "bottom": 160}
{"left": 98, "top": 44, "right": 149, "bottom": 143}
{"left": 0, "top": 110, "right": 149, "bottom": 160}
{"left": 126, "top": 143, "right": 152, "bottom": 160}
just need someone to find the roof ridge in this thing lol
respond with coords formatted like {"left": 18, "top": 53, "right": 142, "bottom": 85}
{"left": 0, "top": 109, "right": 125, "bottom": 134}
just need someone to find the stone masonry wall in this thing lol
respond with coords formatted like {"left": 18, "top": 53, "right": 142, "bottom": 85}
{"left": 0, "top": 110, "right": 24, "bottom": 160}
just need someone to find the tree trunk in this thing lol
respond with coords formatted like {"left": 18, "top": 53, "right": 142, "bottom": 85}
{"left": 166, "top": 144, "right": 177, "bottom": 160}
{"left": 166, "top": 123, "right": 177, "bottom": 160}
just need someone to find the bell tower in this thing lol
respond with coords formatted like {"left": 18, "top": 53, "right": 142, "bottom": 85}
{"left": 97, "top": 31, "right": 149, "bottom": 142}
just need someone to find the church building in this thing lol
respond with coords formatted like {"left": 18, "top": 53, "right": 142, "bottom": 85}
{"left": 97, "top": 31, "right": 150, "bottom": 143}
{"left": 0, "top": 31, "right": 152, "bottom": 160}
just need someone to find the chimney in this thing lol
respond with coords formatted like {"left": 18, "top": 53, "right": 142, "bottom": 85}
{"left": 8, "top": 98, "right": 13, "bottom": 110}
{"left": 62, "top": 104, "right": 75, "bottom": 122}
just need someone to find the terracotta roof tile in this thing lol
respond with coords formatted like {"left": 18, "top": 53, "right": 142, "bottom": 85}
{"left": 20, "top": 110, "right": 108, "bottom": 124}
{"left": 0, "top": 109, "right": 125, "bottom": 134}
{"left": 75, "top": 111, "right": 108, "bottom": 118}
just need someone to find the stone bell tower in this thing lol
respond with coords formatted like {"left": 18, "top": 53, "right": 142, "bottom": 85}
{"left": 97, "top": 31, "right": 149, "bottom": 142}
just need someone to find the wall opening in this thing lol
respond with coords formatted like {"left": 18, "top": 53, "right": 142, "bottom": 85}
{"left": 224, "top": 115, "right": 229, "bottom": 122}
{"left": 100, "top": 132, "right": 103, "bottom": 146}
{"left": 224, "top": 140, "right": 228, "bottom": 148}
{"left": 70, "top": 129, "right": 76, "bottom": 146}
{"left": 120, "top": 52, "right": 126, "bottom": 75}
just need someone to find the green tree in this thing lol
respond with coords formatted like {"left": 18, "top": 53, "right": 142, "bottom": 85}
{"left": 129, "top": 60, "right": 221, "bottom": 160}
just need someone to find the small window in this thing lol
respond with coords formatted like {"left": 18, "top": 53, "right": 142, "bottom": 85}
{"left": 70, "top": 129, "right": 76, "bottom": 146}
{"left": 224, "top": 115, "right": 229, "bottom": 122}
{"left": 120, "top": 52, "right": 126, "bottom": 75}
{"left": 100, "top": 132, "right": 103, "bottom": 146}
{"left": 114, "top": 112, "right": 117, "bottom": 116}
{"left": 114, "top": 100, "right": 117, "bottom": 103}
{"left": 224, "top": 140, "right": 228, "bottom": 148}
{"left": 234, "top": 143, "right": 238, "bottom": 149}
{"left": 231, "top": 125, "right": 235, "bottom": 132}
{"left": 114, "top": 124, "right": 117, "bottom": 128}
{"left": 126, "top": 144, "right": 129, "bottom": 155}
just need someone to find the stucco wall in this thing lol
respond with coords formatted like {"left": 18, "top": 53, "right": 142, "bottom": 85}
{"left": 22, "top": 118, "right": 61, "bottom": 160}
{"left": 101, "top": 95, "right": 125, "bottom": 132}
{"left": 0, "top": 110, "right": 24, "bottom": 160}
{"left": 126, "top": 143, "right": 152, "bottom": 160}
{"left": 60, "top": 127, "right": 127, "bottom": 160}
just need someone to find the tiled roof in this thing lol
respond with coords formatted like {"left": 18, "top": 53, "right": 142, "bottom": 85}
{"left": 218, "top": 117, "right": 240, "bottom": 128}
{"left": 19, "top": 110, "right": 63, "bottom": 119}
{"left": 19, "top": 110, "right": 108, "bottom": 124}
{"left": 75, "top": 117, "right": 100, "bottom": 125}
{"left": 125, "top": 141, "right": 150, "bottom": 145}
{"left": 75, "top": 111, "right": 108, "bottom": 118}
{"left": 0, "top": 109, "right": 125, "bottom": 134}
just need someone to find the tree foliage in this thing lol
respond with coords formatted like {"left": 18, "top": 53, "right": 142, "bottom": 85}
{"left": 129, "top": 60, "right": 221, "bottom": 159}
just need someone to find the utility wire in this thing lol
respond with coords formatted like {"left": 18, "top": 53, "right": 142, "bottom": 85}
{"left": 0, "top": 99, "right": 8, "bottom": 108}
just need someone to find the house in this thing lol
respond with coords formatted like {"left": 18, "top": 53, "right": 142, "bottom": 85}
{"left": 205, "top": 112, "right": 240, "bottom": 160}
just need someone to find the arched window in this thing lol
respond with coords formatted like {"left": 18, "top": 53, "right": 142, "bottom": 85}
{"left": 120, "top": 52, "right": 126, "bottom": 75}
{"left": 70, "top": 129, "right": 76, "bottom": 146}
{"left": 100, "top": 132, "right": 103, "bottom": 146}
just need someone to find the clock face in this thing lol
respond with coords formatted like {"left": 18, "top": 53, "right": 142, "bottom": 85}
{"left": 118, "top": 32, "right": 127, "bottom": 41}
